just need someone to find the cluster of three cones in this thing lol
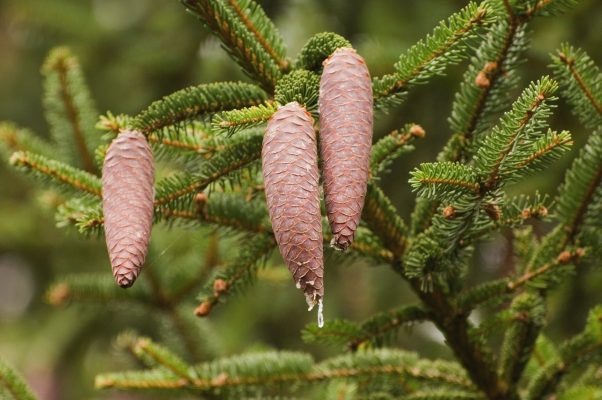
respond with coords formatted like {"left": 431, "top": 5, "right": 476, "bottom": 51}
{"left": 100, "top": 47, "right": 373, "bottom": 320}
{"left": 263, "top": 47, "right": 374, "bottom": 315}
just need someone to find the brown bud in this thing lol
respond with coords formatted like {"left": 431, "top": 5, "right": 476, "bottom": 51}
{"left": 410, "top": 124, "right": 426, "bottom": 138}
{"left": 102, "top": 130, "right": 154, "bottom": 288}
{"left": 575, "top": 247, "right": 586, "bottom": 259}
{"left": 319, "top": 47, "right": 373, "bottom": 251}
{"left": 521, "top": 209, "right": 532, "bottom": 219}
{"left": 485, "top": 203, "right": 501, "bottom": 221}
{"left": 557, "top": 251, "right": 572, "bottom": 265}
{"left": 47, "top": 283, "right": 70, "bottom": 306}
{"left": 442, "top": 206, "right": 455, "bottom": 219}
{"left": 536, "top": 206, "right": 548, "bottom": 218}
{"left": 475, "top": 71, "right": 490, "bottom": 88}
{"left": 483, "top": 61, "right": 498, "bottom": 73}
{"left": 194, "top": 301, "right": 213, "bottom": 317}
{"left": 213, "top": 278, "right": 229, "bottom": 295}
{"left": 262, "top": 102, "right": 324, "bottom": 308}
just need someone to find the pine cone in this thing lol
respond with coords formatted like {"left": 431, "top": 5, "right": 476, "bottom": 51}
{"left": 319, "top": 47, "right": 373, "bottom": 250}
{"left": 102, "top": 130, "right": 155, "bottom": 288}
{"left": 262, "top": 102, "right": 324, "bottom": 308}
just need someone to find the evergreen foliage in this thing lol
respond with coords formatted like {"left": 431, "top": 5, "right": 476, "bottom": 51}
{"left": 0, "top": 359, "right": 37, "bottom": 400}
{"left": 1, "top": 0, "right": 600, "bottom": 399}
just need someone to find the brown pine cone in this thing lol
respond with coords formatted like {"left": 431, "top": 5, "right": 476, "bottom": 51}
{"left": 102, "top": 130, "right": 155, "bottom": 288}
{"left": 319, "top": 47, "right": 373, "bottom": 250}
{"left": 262, "top": 102, "right": 324, "bottom": 310}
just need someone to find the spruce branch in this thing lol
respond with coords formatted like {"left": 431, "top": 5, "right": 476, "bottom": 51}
{"left": 0, "top": 359, "right": 37, "bottom": 400}
{"left": 371, "top": 123, "right": 425, "bottom": 178}
{"left": 499, "top": 293, "right": 546, "bottom": 390}
{"left": 303, "top": 305, "right": 430, "bottom": 351}
{"left": 551, "top": 43, "right": 602, "bottom": 130}
{"left": 362, "top": 183, "right": 408, "bottom": 259}
{"left": 46, "top": 273, "right": 153, "bottom": 307}
{"left": 96, "top": 349, "right": 475, "bottom": 394}
{"left": 42, "top": 47, "right": 99, "bottom": 172}
{"left": 224, "top": 0, "right": 289, "bottom": 71}
{"left": 0, "top": 122, "right": 52, "bottom": 157}
{"left": 212, "top": 101, "right": 277, "bottom": 135}
{"left": 410, "top": 162, "right": 480, "bottom": 201}
{"left": 373, "top": 2, "right": 493, "bottom": 109}
{"left": 194, "top": 234, "right": 275, "bottom": 317}
{"left": 474, "top": 76, "right": 558, "bottom": 188}
{"left": 131, "top": 337, "right": 195, "bottom": 382}
{"left": 9, "top": 151, "right": 102, "bottom": 196}
{"left": 133, "top": 82, "right": 268, "bottom": 137}
{"left": 180, "top": 0, "right": 282, "bottom": 90}
{"left": 153, "top": 130, "right": 263, "bottom": 209}
{"left": 525, "top": 306, "right": 602, "bottom": 400}
{"left": 556, "top": 129, "right": 602, "bottom": 241}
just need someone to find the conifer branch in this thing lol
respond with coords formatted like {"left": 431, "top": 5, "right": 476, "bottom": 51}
{"left": 303, "top": 305, "right": 430, "bottom": 350}
{"left": 371, "top": 123, "right": 425, "bottom": 178}
{"left": 180, "top": 0, "right": 282, "bottom": 90}
{"left": 133, "top": 82, "right": 268, "bottom": 137}
{"left": 556, "top": 130, "right": 602, "bottom": 241}
{"left": 153, "top": 131, "right": 263, "bottom": 208}
{"left": 551, "top": 44, "right": 602, "bottom": 129}
{"left": 9, "top": 151, "right": 102, "bottom": 196}
{"left": 96, "top": 349, "right": 474, "bottom": 393}
{"left": 525, "top": 306, "right": 602, "bottom": 400}
{"left": 362, "top": 183, "right": 408, "bottom": 259}
{"left": 194, "top": 234, "right": 274, "bottom": 317}
{"left": 212, "top": 101, "right": 277, "bottom": 135}
{"left": 373, "top": 2, "right": 492, "bottom": 108}
{"left": 42, "top": 47, "right": 99, "bottom": 172}
{"left": 499, "top": 293, "right": 546, "bottom": 390}
{"left": 131, "top": 337, "right": 194, "bottom": 381}
{"left": 0, "top": 359, "right": 37, "bottom": 400}
{"left": 0, "top": 123, "right": 52, "bottom": 157}
{"left": 225, "top": 0, "right": 289, "bottom": 71}
{"left": 46, "top": 274, "right": 153, "bottom": 307}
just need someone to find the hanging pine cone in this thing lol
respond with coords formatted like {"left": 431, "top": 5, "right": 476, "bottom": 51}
{"left": 319, "top": 47, "right": 373, "bottom": 250}
{"left": 102, "top": 130, "right": 154, "bottom": 288}
{"left": 262, "top": 102, "right": 324, "bottom": 311}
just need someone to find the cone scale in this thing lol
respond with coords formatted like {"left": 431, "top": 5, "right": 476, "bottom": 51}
{"left": 262, "top": 102, "right": 324, "bottom": 313}
{"left": 319, "top": 47, "right": 373, "bottom": 251}
{"left": 102, "top": 130, "right": 155, "bottom": 288}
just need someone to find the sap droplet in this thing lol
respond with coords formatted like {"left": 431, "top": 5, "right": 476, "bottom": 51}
{"left": 317, "top": 299, "right": 324, "bottom": 328}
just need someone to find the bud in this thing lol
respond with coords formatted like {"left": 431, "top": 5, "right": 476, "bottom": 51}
{"left": 213, "top": 278, "right": 229, "bottom": 295}
{"left": 102, "top": 130, "right": 154, "bottom": 288}
{"left": 262, "top": 102, "right": 324, "bottom": 309}
{"left": 443, "top": 206, "right": 456, "bottom": 219}
{"left": 319, "top": 47, "right": 373, "bottom": 251}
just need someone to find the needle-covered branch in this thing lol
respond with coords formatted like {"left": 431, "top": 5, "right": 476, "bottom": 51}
{"left": 181, "top": 0, "right": 284, "bottom": 90}
{"left": 303, "top": 305, "right": 431, "bottom": 351}
{"left": 96, "top": 349, "right": 475, "bottom": 397}
{"left": 133, "top": 82, "right": 268, "bottom": 137}
{"left": 373, "top": 2, "right": 493, "bottom": 110}
{"left": 525, "top": 306, "right": 602, "bottom": 400}
{"left": 551, "top": 43, "right": 602, "bottom": 129}
{"left": 9, "top": 151, "right": 102, "bottom": 196}
{"left": 42, "top": 47, "right": 99, "bottom": 172}
{"left": 0, "top": 359, "right": 37, "bottom": 400}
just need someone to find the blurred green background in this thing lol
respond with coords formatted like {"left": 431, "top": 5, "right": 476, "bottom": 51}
{"left": 0, "top": 0, "right": 600, "bottom": 398}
